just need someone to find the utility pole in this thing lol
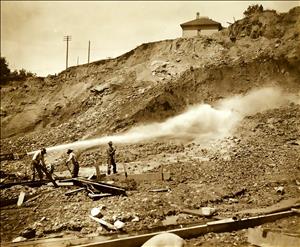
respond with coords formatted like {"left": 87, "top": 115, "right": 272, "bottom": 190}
{"left": 77, "top": 56, "right": 79, "bottom": 66}
{"left": 63, "top": 35, "right": 72, "bottom": 69}
{"left": 88, "top": 40, "right": 91, "bottom": 64}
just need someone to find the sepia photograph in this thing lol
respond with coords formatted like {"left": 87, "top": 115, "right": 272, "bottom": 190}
{"left": 1, "top": 1, "right": 300, "bottom": 246}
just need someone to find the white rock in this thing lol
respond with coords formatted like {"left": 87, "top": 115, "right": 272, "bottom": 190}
{"left": 91, "top": 207, "right": 101, "bottom": 217}
{"left": 12, "top": 236, "right": 27, "bottom": 243}
{"left": 141, "top": 233, "right": 185, "bottom": 247}
{"left": 114, "top": 220, "right": 125, "bottom": 230}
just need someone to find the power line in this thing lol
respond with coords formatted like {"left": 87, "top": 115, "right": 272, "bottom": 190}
{"left": 88, "top": 40, "right": 91, "bottom": 64}
{"left": 63, "top": 35, "right": 72, "bottom": 69}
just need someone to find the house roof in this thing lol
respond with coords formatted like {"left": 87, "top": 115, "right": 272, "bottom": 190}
{"left": 180, "top": 17, "right": 221, "bottom": 28}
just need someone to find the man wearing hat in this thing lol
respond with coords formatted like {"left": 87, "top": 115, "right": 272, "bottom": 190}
{"left": 66, "top": 149, "right": 79, "bottom": 178}
{"left": 107, "top": 141, "right": 117, "bottom": 175}
{"left": 31, "top": 148, "right": 58, "bottom": 187}
{"left": 32, "top": 147, "right": 47, "bottom": 181}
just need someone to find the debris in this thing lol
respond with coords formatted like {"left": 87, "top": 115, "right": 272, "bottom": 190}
{"left": 89, "top": 215, "right": 116, "bottom": 230}
{"left": 141, "top": 233, "right": 185, "bottom": 247}
{"left": 56, "top": 181, "right": 74, "bottom": 186}
{"left": 275, "top": 186, "right": 285, "bottom": 195}
{"left": 24, "top": 194, "right": 41, "bottom": 205}
{"left": 162, "top": 215, "right": 179, "bottom": 226}
{"left": 149, "top": 188, "right": 169, "bottom": 192}
{"left": 248, "top": 227, "right": 300, "bottom": 247}
{"left": 12, "top": 236, "right": 27, "bottom": 243}
{"left": 132, "top": 216, "right": 140, "bottom": 222}
{"left": 236, "top": 198, "right": 300, "bottom": 216}
{"left": 20, "top": 227, "right": 36, "bottom": 239}
{"left": 114, "top": 220, "right": 125, "bottom": 230}
{"left": 17, "top": 191, "right": 26, "bottom": 207}
{"left": 0, "top": 180, "right": 50, "bottom": 189}
{"left": 94, "top": 165, "right": 101, "bottom": 180}
{"left": 228, "top": 198, "right": 239, "bottom": 204}
{"left": 73, "top": 178, "right": 126, "bottom": 196}
{"left": 181, "top": 207, "right": 217, "bottom": 217}
{"left": 65, "top": 187, "right": 86, "bottom": 195}
{"left": 88, "top": 193, "right": 112, "bottom": 199}
{"left": 91, "top": 207, "right": 102, "bottom": 217}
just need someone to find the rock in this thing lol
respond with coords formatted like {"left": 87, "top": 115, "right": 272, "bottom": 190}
{"left": 91, "top": 207, "right": 102, "bottom": 217}
{"left": 20, "top": 227, "right": 36, "bottom": 239}
{"left": 114, "top": 220, "right": 125, "bottom": 230}
{"left": 275, "top": 186, "right": 284, "bottom": 194}
{"left": 132, "top": 216, "right": 140, "bottom": 222}
{"left": 12, "top": 236, "right": 27, "bottom": 243}
{"left": 141, "top": 233, "right": 185, "bottom": 247}
{"left": 229, "top": 198, "right": 239, "bottom": 204}
{"left": 201, "top": 207, "right": 217, "bottom": 216}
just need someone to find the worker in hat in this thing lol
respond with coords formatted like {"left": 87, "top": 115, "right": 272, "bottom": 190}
{"left": 31, "top": 148, "right": 47, "bottom": 181}
{"left": 31, "top": 147, "right": 58, "bottom": 187}
{"left": 106, "top": 141, "right": 117, "bottom": 175}
{"left": 66, "top": 149, "right": 79, "bottom": 178}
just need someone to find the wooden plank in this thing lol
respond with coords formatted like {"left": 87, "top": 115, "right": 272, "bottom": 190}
{"left": 236, "top": 198, "right": 300, "bottom": 216}
{"left": 89, "top": 215, "right": 116, "bottom": 230}
{"left": 17, "top": 192, "right": 26, "bottom": 207}
{"left": 56, "top": 181, "right": 74, "bottom": 186}
{"left": 65, "top": 187, "right": 86, "bottom": 195}
{"left": 73, "top": 178, "right": 126, "bottom": 195}
{"left": 149, "top": 188, "right": 169, "bottom": 192}
{"left": 0, "top": 180, "right": 51, "bottom": 189}
{"left": 88, "top": 193, "right": 112, "bottom": 199}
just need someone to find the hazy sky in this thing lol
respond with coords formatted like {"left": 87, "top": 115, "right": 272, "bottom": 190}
{"left": 1, "top": 1, "right": 299, "bottom": 76}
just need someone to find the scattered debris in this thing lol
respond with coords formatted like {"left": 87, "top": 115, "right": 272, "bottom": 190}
{"left": 89, "top": 215, "right": 116, "bottom": 231}
{"left": 73, "top": 178, "right": 126, "bottom": 196}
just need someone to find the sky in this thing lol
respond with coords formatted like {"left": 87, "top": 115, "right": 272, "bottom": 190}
{"left": 1, "top": 1, "right": 299, "bottom": 76}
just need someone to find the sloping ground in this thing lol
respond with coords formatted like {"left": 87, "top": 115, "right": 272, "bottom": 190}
{"left": 0, "top": 7, "right": 300, "bottom": 246}
{"left": 1, "top": 7, "right": 300, "bottom": 144}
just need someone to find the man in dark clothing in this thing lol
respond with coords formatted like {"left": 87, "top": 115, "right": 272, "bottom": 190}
{"left": 107, "top": 141, "right": 117, "bottom": 175}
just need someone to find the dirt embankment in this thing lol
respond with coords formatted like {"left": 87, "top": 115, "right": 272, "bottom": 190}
{"left": 1, "top": 7, "right": 300, "bottom": 144}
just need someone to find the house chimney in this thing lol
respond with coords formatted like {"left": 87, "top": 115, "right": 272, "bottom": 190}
{"left": 196, "top": 12, "right": 200, "bottom": 19}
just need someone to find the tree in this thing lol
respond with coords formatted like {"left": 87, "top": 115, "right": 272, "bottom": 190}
{"left": 0, "top": 57, "right": 36, "bottom": 85}
{"left": 0, "top": 57, "right": 11, "bottom": 83}
{"left": 244, "top": 4, "right": 264, "bottom": 17}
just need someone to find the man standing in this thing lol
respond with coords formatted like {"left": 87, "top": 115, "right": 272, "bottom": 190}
{"left": 66, "top": 149, "right": 79, "bottom": 178}
{"left": 32, "top": 148, "right": 58, "bottom": 187}
{"left": 107, "top": 141, "right": 117, "bottom": 175}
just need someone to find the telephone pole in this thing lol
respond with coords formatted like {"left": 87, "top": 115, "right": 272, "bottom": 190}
{"left": 88, "top": 40, "right": 91, "bottom": 64}
{"left": 77, "top": 56, "right": 79, "bottom": 66}
{"left": 63, "top": 35, "right": 72, "bottom": 69}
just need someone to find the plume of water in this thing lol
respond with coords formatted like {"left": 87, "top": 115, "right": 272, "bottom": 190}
{"left": 28, "top": 87, "right": 299, "bottom": 155}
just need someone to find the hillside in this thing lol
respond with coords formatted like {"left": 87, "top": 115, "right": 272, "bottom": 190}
{"left": 0, "top": 6, "right": 300, "bottom": 246}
